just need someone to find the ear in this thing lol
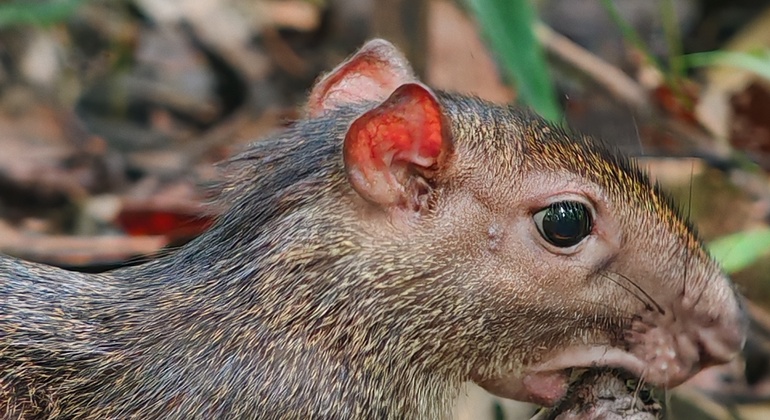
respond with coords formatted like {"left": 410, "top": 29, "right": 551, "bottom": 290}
{"left": 344, "top": 83, "right": 453, "bottom": 209}
{"left": 307, "top": 39, "right": 417, "bottom": 117}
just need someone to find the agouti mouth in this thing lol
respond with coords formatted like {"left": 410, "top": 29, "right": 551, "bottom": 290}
{"left": 478, "top": 341, "right": 722, "bottom": 407}
{"left": 477, "top": 346, "right": 656, "bottom": 406}
{"left": 479, "top": 322, "right": 740, "bottom": 407}
{"left": 529, "top": 347, "right": 658, "bottom": 405}
{"left": 480, "top": 290, "right": 747, "bottom": 407}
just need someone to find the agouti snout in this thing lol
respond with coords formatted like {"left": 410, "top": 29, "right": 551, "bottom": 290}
{"left": 0, "top": 39, "right": 746, "bottom": 419}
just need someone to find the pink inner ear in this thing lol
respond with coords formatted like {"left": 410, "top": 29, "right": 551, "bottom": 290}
{"left": 344, "top": 83, "right": 450, "bottom": 206}
{"left": 307, "top": 39, "right": 416, "bottom": 118}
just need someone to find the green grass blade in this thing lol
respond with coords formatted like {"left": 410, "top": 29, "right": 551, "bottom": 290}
{"left": 683, "top": 49, "right": 770, "bottom": 82}
{"left": 660, "top": 0, "right": 685, "bottom": 81}
{"left": 465, "top": 0, "right": 561, "bottom": 122}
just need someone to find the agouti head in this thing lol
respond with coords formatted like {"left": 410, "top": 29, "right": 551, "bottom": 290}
{"left": 219, "top": 39, "right": 746, "bottom": 409}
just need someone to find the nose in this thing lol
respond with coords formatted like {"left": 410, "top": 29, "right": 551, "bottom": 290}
{"left": 638, "top": 278, "right": 748, "bottom": 388}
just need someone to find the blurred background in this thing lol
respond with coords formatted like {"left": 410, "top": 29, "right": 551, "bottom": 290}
{"left": 1, "top": 0, "right": 770, "bottom": 418}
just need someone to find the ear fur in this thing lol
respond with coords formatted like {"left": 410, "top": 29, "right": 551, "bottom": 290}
{"left": 306, "top": 39, "right": 417, "bottom": 117}
{"left": 343, "top": 82, "right": 453, "bottom": 209}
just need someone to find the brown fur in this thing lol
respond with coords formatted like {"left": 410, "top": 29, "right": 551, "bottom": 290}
{"left": 0, "top": 53, "right": 743, "bottom": 419}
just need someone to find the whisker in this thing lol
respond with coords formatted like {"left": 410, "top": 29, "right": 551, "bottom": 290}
{"left": 630, "top": 372, "right": 647, "bottom": 408}
{"left": 600, "top": 272, "right": 664, "bottom": 315}
{"left": 600, "top": 273, "right": 648, "bottom": 308}
{"left": 638, "top": 365, "right": 649, "bottom": 392}
{"left": 567, "top": 297, "right": 641, "bottom": 327}
{"left": 682, "top": 161, "right": 700, "bottom": 299}
{"left": 630, "top": 379, "right": 640, "bottom": 409}
{"left": 570, "top": 296, "right": 631, "bottom": 315}
{"left": 608, "top": 271, "right": 665, "bottom": 315}
{"left": 662, "top": 381, "right": 671, "bottom": 419}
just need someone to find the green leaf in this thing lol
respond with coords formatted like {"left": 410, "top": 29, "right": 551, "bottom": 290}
{"left": 708, "top": 228, "right": 770, "bottom": 274}
{"left": 0, "top": 0, "right": 87, "bottom": 28}
{"left": 683, "top": 49, "right": 770, "bottom": 82}
{"left": 465, "top": 0, "right": 561, "bottom": 122}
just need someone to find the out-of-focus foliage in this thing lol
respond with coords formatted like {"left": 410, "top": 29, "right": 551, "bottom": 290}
{"left": 596, "top": 0, "right": 664, "bottom": 73}
{"left": 0, "top": 0, "right": 88, "bottom": 28}
{"left": 685, "top": 49, "right": 770, "bottom": 82}
{"left": 709, "top": 228, "right": 770, "bottom": 274}
{"left": 464, "top": 0, "right": 560, "bottom": 122}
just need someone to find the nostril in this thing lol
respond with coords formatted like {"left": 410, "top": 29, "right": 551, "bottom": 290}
{"left": 696, "top": 314, "right": 747, "bottom": 369}
{"left": 743, "top": 337, "right": 769, "bottom": 386}
{"left": 697, "top": 340, "right": 720, "bottom": 369}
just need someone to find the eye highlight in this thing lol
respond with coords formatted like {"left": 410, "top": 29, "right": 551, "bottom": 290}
{"left": 533, "top": 201, "right": 593, "bottom": 248}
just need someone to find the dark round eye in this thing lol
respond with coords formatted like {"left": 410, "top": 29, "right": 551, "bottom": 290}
{"left": 533, "top": 201, "right": 593, "bottom": 248}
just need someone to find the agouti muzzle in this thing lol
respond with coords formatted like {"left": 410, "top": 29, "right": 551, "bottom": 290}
{"left": 0, "top": 39, "right": 746, "bottom": 419}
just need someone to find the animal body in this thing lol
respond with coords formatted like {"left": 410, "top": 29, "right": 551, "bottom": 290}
{"left": 0, "top": 39, "right": 745, "bottom": 419}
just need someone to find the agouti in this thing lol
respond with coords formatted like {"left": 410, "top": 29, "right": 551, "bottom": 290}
{"left": 0, "top": 39, "right": 746, "bottom": 419}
